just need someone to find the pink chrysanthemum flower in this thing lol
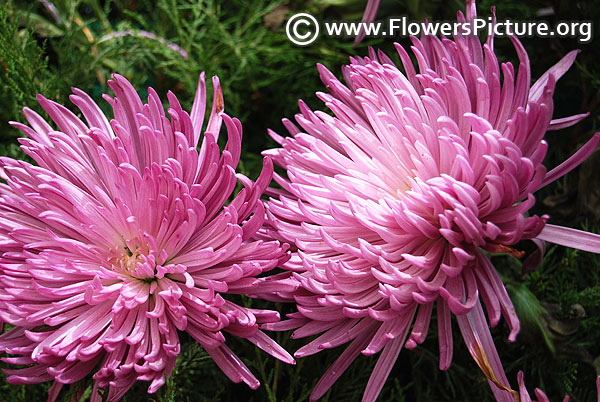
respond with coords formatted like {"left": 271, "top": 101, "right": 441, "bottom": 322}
{"left": 263, "top": 1, "right": 600, "bottom": 401}
{"left": 0, "top": 73, "right": 295, "bottom": 401}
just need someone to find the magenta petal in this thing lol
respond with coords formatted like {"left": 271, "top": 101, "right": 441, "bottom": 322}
{"left": 354, "top": 0, "right": 381, "bottom": 45}
{"left": 537, "top": 224, "right": 600, "bottom": 253}
{"left": 362, "top": 334, "right": 407, "bottom": 402}
{"left": 456, "top": 300, "right": 515, "bottom": 402}
{"left": 310, "top": 329, "right": 372, "bottom": 401}
{"left": 538, "top": 132, "right": 600, "bottom": 189}
{"left": 521, "top": 239, "right": 546, "bottom": 278}
{"left": 246, "top": 330, "right": 295, "bottom": 365}
{"left": 205, "top": 344, "right": 260, "bottom": 390}
{"left": 529, "top": 50, "right": 580, "bottom": 102}
{"left": 548, "top": 113, "right": 589, "bottom": 130}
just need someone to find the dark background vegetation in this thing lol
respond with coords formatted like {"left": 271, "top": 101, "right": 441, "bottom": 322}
{"left": 0, "top": 0, "right": 599, "bottom": 400}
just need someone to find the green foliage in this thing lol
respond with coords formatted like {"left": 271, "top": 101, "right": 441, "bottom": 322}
{"left": 0, "top": 7, "right": 59, "bottom": 138}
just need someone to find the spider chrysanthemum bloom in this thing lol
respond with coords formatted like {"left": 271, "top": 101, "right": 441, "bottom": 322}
{"left": 263, "top": 1, "right": 600, "bottom": 401}
{"left": 0, "top": 73, "right": 295, "bottom": 401}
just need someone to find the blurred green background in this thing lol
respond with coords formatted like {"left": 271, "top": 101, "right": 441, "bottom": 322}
{"left": 1, "top": 0, "right": 599, "bottom": 400}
